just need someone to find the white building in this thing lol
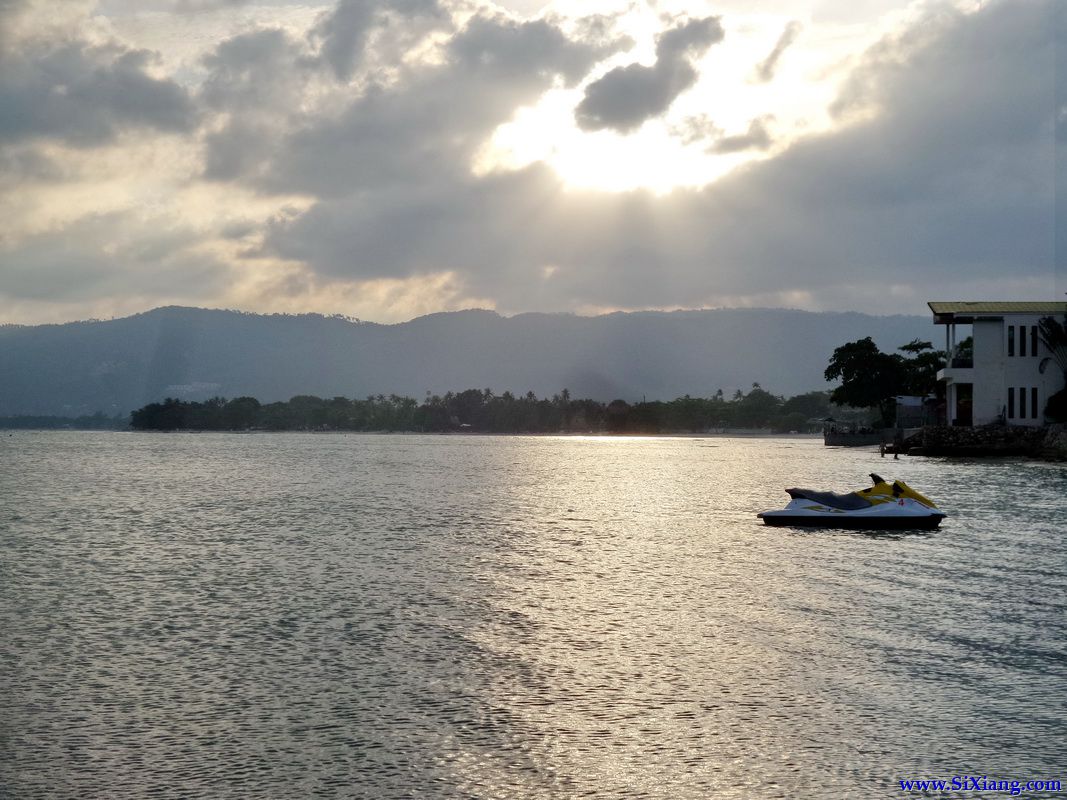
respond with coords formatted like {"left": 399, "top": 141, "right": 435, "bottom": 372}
{"left": 930, "top": 302, "right": 1067, "bottom": 427}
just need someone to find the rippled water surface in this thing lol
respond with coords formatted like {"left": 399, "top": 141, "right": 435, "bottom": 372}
{"left": 2, "top": 431, "right": 1065, "bottom": 798}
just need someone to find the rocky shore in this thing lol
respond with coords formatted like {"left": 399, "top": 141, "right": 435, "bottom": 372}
{"left": 905, "top": 423, "right": 1067, "bottom": 461}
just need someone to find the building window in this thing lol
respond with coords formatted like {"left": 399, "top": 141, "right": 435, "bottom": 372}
{"left": 1031, "top": 326, "right": 1039, "bottom": 356}
{"left": 1032, "top": 387, "right": 1039, "bottom": 419}
{"left": 1020, "top": 326, "right": 1027, "bottom": 357}
{"left": 1008, "top": 387, "right": 1015, "bottom": 418}
{"left": 1019, "top": 387, "right": 1027, "bottom": 419}
{"left": 1008, "top": 325, "right": 1015, "bottom": 356}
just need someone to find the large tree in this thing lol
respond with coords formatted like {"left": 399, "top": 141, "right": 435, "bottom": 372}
{"left": 896, "top": 339, "right": 943, "bottom": 396}
{"left": 824, "top": 338, "right": 944, "bottom": 426}
{"left": 824, "top": 338, "right": 903, "bottom": 425}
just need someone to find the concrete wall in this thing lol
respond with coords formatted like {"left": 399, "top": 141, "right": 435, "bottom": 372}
{"left": 970, "top": 315, "right": 1065, "bottom": 426}
{"left": 1001, "top": 315, "right": 1064, "bottom": 425}
{"left": 972, "top": 319, "right": 1003, "bottom": 425}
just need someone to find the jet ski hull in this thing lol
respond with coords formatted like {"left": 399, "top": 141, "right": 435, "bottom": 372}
{"left": 758, "top": 474, "right": 946, "bottom": 530}
{"left": 758, "top": 511, "right": 945, "bottom": 530}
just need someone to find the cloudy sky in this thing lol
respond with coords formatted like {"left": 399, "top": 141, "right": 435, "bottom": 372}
{"left": 0, "top": 0, "right": 1062, "bottom": 324}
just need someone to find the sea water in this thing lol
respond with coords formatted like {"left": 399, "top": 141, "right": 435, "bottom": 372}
{"left": 1, "top": 431, "right": 1064, "bottom": 798}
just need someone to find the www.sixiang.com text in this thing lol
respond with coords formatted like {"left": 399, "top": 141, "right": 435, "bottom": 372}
{"left": 898, "top": 776, "right": 1062, "bottom": 795}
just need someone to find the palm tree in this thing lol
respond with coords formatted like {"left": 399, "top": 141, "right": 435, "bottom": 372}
{"left": 1037, "top": 314, "right": 1067, "bottom": 376}
{"left": 1037, "top": 314, "right": 1067, "bottom": 422}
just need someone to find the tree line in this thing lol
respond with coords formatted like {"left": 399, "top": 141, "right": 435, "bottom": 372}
{"left": 130, "top": 386, "right": 840, "bottom": 434}
{"left": 22, "top": 319, "right": 1067, "bottom": 434}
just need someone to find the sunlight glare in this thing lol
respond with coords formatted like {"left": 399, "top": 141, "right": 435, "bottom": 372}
{"left": 473, "top": 7, "right": 868, "bottom": 194}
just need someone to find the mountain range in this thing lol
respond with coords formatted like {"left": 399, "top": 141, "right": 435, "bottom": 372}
{"left": 0, "top": 306, "right": 937, "bottom": 416}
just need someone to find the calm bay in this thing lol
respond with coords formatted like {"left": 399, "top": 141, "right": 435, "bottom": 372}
{"left": 2, "top": 431, "right": 1064, "bottom": 798}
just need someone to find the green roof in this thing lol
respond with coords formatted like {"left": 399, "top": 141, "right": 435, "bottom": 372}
{"left": 929, "top": 301, "right": 1067, "bottom": 318}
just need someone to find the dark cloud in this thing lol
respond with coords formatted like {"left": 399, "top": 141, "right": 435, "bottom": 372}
{"left": 752, "top": 20, "right": 801, "bottom": 83}
{"left": 0, "top": 40, "right": 196, "bottom": 146}
{"left": 575, "top": 16, "right": 723, "bottom": 133}
{"left": 259, "top": 0, "right": 1056, "bottom": 310}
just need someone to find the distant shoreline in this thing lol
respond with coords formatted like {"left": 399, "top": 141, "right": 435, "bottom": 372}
{"left": 5, "top": 427, "right": 823, "bottom": 439}
{"left": 124, "top": 389, "right": 840, "bottom": 437}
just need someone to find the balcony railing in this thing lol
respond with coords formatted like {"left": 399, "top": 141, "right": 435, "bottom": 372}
{"left": 949, "top": 357, "right": 973, "bottom": 369}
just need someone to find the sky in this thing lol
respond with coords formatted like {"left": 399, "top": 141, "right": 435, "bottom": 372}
{"left": 0, "top": 0, "right": 1062, "bottom": 324}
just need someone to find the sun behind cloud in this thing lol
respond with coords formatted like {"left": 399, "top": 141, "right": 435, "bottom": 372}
{"left": 472, "top": 4, "right": 877, "bottom": 193}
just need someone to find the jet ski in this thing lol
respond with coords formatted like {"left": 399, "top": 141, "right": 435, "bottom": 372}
{"left": 757, "top": 473, "right": 946, "bottom": 529}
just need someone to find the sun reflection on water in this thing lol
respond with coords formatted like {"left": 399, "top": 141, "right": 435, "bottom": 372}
{"left": 1, "top": 432, "right": 1063, "bottom": 798}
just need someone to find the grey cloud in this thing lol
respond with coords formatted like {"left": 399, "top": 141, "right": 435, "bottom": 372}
{"left": 654, "top": 15, "right": 724, "bottom": 61}
{"left": 172, "top": 0, "right": 250, "bottom": 10}
{"left": 201, "top": 8, "right": 601, "bottom": 187}
{"left": 447, "top": 14, "right": 607, "bottom": 86}
{"left": 709, "top": 116, "right": 774, "bottom": 153}
{"left": 0, "top": 0, "right": 28, "bottom": 19}
{"left": 670, "top": 113, "right": 721, "bottom": 145}
{"left": 0, "top": 213, "right": 230, "bottom": 302}
{"left": 203, "top": 118, "right": 279, "bottom": 181}
{"left": 0, "top": 0, "right": 30, "bottom": 45}
{"left": 199, "top": 28, "right": 311, "bottom": 181}
{"left": 0, "top": 41, "right": 196, "bottom": 146}
{"left": 201, "top": 28, "right": 303, "bottom": 110}
{"left": 567, "top": 12, "right": 635, "bottom": 49}
{"left": 752, "top": 20, "right": 801, "bottom": 83}
{"left": 315, "top": 0, "right": 378, "bottom": 80}
{"left": 220, "top": 220, "right": 258, "bottom": 240}
{"left": 261, "top": 0, "right": 1056, "bottom": 311}
{"left": 264, "top": 166, "right": 562, "bottom": 283}
{"left": 670, "top": 114, "right": 774, "bottom": 152}
{"left": 257, "top": 13, "right": 612, "bottom": 196}
{"left": 575, "top": 61, "right": 695, "bottom": 133}
{"left": 1052, "top": 0, "right": 1066, "bottom": 293}
{"left": 313, "top": 0, "right": 446, "bottom": 81}
{"left": 831, "top": 3, "right": 1051, "bottom": 148}
{"left": 575, "top": 16, "right": 723, "bottom": 132}
{"left": 0, "top": 146, "right": 65, "bottom": 191}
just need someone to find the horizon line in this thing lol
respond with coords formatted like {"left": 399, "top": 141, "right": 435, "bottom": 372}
{"left": 1, "top": 302, "right": 942, "bottom": 329}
